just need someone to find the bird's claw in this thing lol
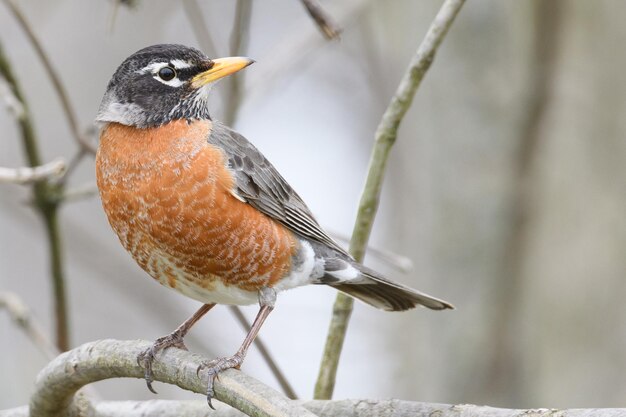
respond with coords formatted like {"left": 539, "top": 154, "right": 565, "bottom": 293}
{"left": 137, "top": 331, "right": 188, "bottom": 394}
{"left": 196, "top": 353, "right": 244, "bottom": 407}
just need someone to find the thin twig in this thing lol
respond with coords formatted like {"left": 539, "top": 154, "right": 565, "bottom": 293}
{"left": 228, "top": 306, "right": 297, "bottom": 400}
{"left": 484, "top": 0, "right": 563, "bottom": 403}
{"left": 329, "top": 230, "right": 414, "bottom": 273}
{"left": 59, "top": 148, "right": 87, "bottom": 185}
{"left": 108, "top": 0, "right": 140, "bottom": 32}
{"left": 0, "top": 41, "right": 71, "bottom": 352}
{"left": 0, "top": 72, "right": 24, "bottom": 118}
{"left": 28, "top": 339, "right": 317, "bottom": 417}
{"left": 0, "top": 292, "right": 58, "bottom": 360}
{"left": 223, "top": 0, "right": 253, "bottom": 127}
{"left": 314, "top": 0, "right": 466, "bottom": 400}
{"left": 0, "top": 159, "right": 66, "bottom": 184}
{"left": 60, "top": 182, "right": 99, "bottom": 203}
{"left": 300, "top": 0, "right": 342, "bottom": 40}
{"left": 2, "top": 0, "right": 96, "bottom": 155}
{"left": 246, "top": 0, "right": 371, "bottom": 104}
{"left": 182, "top": 0, "right": 219, "bottom": 57}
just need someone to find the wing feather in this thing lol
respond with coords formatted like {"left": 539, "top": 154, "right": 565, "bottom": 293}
{"left": 208, "top": 122, "right": 348, "bottom": 256}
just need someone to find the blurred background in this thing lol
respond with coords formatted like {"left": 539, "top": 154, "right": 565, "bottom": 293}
{"left": 1, "top": 0, "right": 625, "bottom": 411}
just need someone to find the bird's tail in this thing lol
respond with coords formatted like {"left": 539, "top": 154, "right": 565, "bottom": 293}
{"left": 320, "top": 259, "right": 453, "bottom": 312}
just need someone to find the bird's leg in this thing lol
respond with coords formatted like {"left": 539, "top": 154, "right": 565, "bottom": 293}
{"left": 197, "top": 287, "right": 276, "bottom": 409}
{"left": 138, "top": 303, "right": 216, "bottom": 393}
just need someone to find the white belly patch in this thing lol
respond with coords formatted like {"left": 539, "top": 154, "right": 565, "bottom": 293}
{"left": 144, "top": 239, "right": 320, "bottom": 306}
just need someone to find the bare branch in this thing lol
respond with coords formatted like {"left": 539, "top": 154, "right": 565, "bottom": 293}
{"left": 0, "top": 73, "right": 24, "bottom": 118}
{"left": 7, "top": 398, "right": 626, "bottom": 417}
{"left": 182, "top": 0, "right": 219, "bottom": 57}
{"left": 28, "top": 339, "right": 316, "bottom": 417}
{"left": 0, "top": 159, "right": 66, "bottom": 184}
{"left": 246, "top": 0, "right": 371, "bottom": 104}
{"left": 314, "top": 0, "right": 466, "bottom": 400}
{"left": 328, "top": 230, "right": 414, "bottom": 273}
{"left": 60, "top": 182, "right": 99, "bottom": 202}
{"left": 2, "top": 0, "right": 96, "bottom": 155}
{"left": 0, "top": 40, "right": 71, "bottom": 352}
{"left": 223, "top": 0, "right": 253, "bottom": 127}
{"left": 108, "top": 0, "right": 141, "bottom": 32}
{"left": 485, "top": 1, "right": 564, "bottom": 401}
{"left": 300, "top": 0, "right": 342, "bottom": 40}
{"left": 228, "top": 306, "right": 297, "bottom": 400}
{"left": 0, "top": 292, "right": 58, "bottom": 360}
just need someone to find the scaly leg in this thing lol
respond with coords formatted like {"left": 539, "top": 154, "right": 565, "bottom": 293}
{"left": 138, "top": 303, "right": 216, "bottom": 393}
{"left": 197, "top": 287, "right": 276, "bottom": 408}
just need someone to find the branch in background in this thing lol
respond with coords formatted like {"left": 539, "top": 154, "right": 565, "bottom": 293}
{"left": 2, "top": 0, "right": 96, "bottom": 155}
{"left": 108, "top": 0, "right": 140, "bottom": 32}
{"left": 182, "top": 0, "right": 219, "bottom": 57}
{"left": 329, "top": 230, "right": 414, "bottom": 273}
{"left": 227, "top": 306, "right": 297, "bottom": 400}
{"left": 314, "top": 0, "right": 466, "bottom": 400}
{"left": 300, "top": 0, "right": 342, "bottom": 40}
{"left": 59, "top": 182, "right": 99, "bottom": 203}
{"left": 0, "top": 292, "right": 58, "bottom": 360}
{"left": 246, "top": 0, "right": 371, "bottom": 104}
{"left": 0, "top": 159, "right": 66, "bottom": 184}
{"left": 223, "top": 0, "right": 253, "bottom": 127}
{"left": 27, "top": 339, "right": 316, "bottom": 417}
{"left": 0, "top": 72, "right": 24, "bottom": 118}
{"left": 0, "top": 41, "right": 70, "bottom": 352}
{"left": 59, "top": 148, "right": 88, "bottom": 186}
{"left": 484, "top": 0, "right": 563, "bottom": 404}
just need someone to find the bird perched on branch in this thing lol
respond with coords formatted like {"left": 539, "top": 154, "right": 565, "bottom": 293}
{"left": 95, "top": 44, "right": 452, "bottom": 406}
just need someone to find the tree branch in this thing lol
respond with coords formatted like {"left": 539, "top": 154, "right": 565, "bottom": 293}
{"left": 0, "top": 292, "right": 58, "bottom": 360}
{"left": 227, "top": 306, "right": 297, "bottom": 400}
{"left": 329, "top": 230, "right": 414, "bottom": 273}
{"left": 314, "top": 0, "right": 466, "bottom": 400}
{"left": 27, "top": 339, "right": 316, "bottom": 417}
{"left": 6, "top": 397, "right": 626, "bottom": 416}
{"left": 182, "top": 0, "right": 218, "bottom": 57}
{"left": 0, "top": 71, "right": 24, "bottom": 118}
{"left": 2, "top": 0, "right": 96, "bottom": 154}
{"left": 57, "top": 182, "right": 99, "bottom": 203}
{"left": 0, "top": 40, "right": 71, "bottom": 352}
{"left": 246, "top": 0, "right": 372, "bottom": 104}
{"left": 223, "top": 0, "right": 253, "bottom": 127}
{"left": 0, "top": 159, "right": 66, "bottom": 184}
{"left": 300, "top": 0, "right": 342, "bottom": 40}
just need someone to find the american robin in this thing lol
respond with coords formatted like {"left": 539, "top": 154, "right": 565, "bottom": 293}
{"left": 95, "top": 44, "right": 452, "bottom": 406}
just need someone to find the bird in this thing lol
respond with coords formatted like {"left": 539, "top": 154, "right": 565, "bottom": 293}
{"left": 95, "top": 44, "right": 453, "bottom": 406}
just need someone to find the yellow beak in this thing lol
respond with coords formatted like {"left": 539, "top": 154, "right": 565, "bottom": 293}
{"left": 191, "top": 57, "right": 254, "bottom": 87}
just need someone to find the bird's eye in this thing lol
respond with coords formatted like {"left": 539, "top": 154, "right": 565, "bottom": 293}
{"left": 157, "top": 66, "right": 176, "bottom": 81}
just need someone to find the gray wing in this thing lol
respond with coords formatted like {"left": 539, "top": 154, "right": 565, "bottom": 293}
{"left": 208, "top": 122, "right": 349, "bottom": 256}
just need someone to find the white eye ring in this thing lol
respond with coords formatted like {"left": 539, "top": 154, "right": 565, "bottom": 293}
{"left": 152, "top": 64, "right": 183, "bottom": 87}
{"left": 138, "top": 62, "right": 185, "bottom": 87}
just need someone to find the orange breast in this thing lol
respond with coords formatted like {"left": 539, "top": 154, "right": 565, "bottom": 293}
{"left": 96, "top": 120, "right": 297, "bottom": 293}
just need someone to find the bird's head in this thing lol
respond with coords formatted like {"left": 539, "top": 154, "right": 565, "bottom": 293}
{"left": 96, "top": 44, "right": 253, "bottom": 128}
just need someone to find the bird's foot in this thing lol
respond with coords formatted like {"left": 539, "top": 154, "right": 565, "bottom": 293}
{"left": 196, "top": 352, "right": 244, "bottom": 409}
{"left": 137, "top": 331, "right": 189, "bottom": 394}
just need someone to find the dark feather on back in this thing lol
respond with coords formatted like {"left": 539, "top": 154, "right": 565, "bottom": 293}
{"left": 207, "top": 122, "right": 349, "bottom": 256}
